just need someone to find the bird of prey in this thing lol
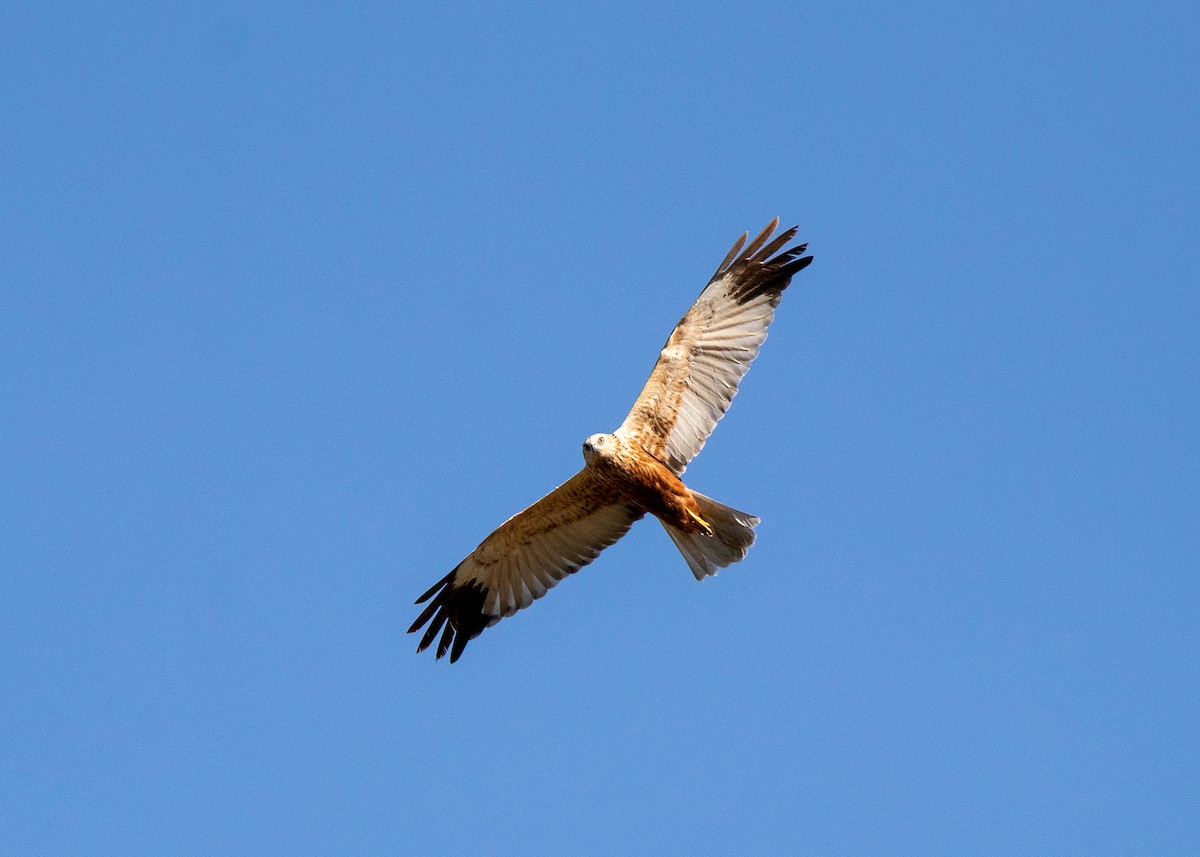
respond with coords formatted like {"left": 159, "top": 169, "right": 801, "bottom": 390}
{"left": 409, "top": 218, "right": 813, "bottom": 662}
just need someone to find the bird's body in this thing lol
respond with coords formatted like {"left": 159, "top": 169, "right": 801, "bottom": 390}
{"left": 582, "top": 433, "right": 705, "bottom": 535}
{"left": 409, "top": 219, "right": 813, "bottom": 661}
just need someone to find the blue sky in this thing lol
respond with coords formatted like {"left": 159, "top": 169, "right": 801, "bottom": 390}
{"left": 3, "top": 2, "right": 1198, "bottom": 854}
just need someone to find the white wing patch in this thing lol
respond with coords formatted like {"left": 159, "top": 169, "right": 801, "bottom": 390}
{"left": 653, "top": 285, "right": 781, "bottom": 473}
{"left": 616, "top": 219, "right": 811, "bottom": 475}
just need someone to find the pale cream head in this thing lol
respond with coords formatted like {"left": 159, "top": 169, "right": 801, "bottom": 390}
{"left": 582, "top": 433, "right": 616, "bottom": 465}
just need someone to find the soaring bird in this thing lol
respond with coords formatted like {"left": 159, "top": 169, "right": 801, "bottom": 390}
{"left": 409, "top": 219, "right": 813, "bottom": 661}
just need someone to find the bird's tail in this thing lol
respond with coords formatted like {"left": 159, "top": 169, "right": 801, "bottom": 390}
{"left": 661, "top": 491, "right": 760, "bottom": 581}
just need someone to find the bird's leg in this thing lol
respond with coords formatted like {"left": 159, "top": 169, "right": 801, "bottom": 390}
{"left": 687, "top": 508, "right": 714, "bottom": 537}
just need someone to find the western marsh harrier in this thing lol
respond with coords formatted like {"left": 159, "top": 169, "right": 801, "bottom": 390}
{"left": 410, "top": 219, "right": 813, "bottom": 661}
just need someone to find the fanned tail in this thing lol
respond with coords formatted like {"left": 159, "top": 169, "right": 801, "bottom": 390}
{"left": 661, "top": 491, "right": 760, "bottom": 580}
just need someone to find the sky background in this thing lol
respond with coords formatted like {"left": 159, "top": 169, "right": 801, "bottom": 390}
{"left": 3, "top": 2, "right": 1198, "bottom": 855}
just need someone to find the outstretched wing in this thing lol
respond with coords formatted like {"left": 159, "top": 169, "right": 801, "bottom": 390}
{"left": 408, "top": 468, "right": 643, "bottom": 662}
{"left": 616, "top": 218, "right": 812, "bottom": 475}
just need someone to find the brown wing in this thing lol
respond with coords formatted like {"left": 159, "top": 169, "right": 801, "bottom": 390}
{"left": 408, "top": 468, "right": 643, "bottom": 662}
{"left": 616, "top": 218, "right": 813, "bottom": 474}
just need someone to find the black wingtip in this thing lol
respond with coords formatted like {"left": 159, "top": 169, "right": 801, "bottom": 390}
{"left": 741, "top": 217, "right": 781, "bottom": 260}
{"left": 712, "top": 231, "right": 750, "bottom": 280}
{"left": 409, "top": 569, "right": 491, "bottom": 663}
{"left": 716, "top": 220, "right": 813, "bottom": 303}
{"left": 414, "top": 570, "right": 453, "bottom": 605}
{"left": 783, "top": 254, "right": 814, "bottom": 278}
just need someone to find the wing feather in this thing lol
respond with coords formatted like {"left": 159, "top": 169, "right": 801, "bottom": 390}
{"left": 408, "top": 467, "right": 643, "bottom": 662}
{"left": 616, "top": 219, "right": 813, "bottom": 473}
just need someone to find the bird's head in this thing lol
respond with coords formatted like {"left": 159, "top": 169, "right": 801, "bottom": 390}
{"left": 582, "top": 433, "right": 615, "bottom": 465}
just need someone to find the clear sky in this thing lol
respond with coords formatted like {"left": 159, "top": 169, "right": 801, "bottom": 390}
{"left": 3, "top": 3, "right": 1198, "bottom": 855}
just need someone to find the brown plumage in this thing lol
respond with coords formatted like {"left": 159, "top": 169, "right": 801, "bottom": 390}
{"left": 409, "top": 218, "right": 813, "bottom": 662}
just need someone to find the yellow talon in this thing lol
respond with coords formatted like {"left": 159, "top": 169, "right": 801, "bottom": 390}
{"left": 688, "top": 509, "right": 714, "bottom": 536}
